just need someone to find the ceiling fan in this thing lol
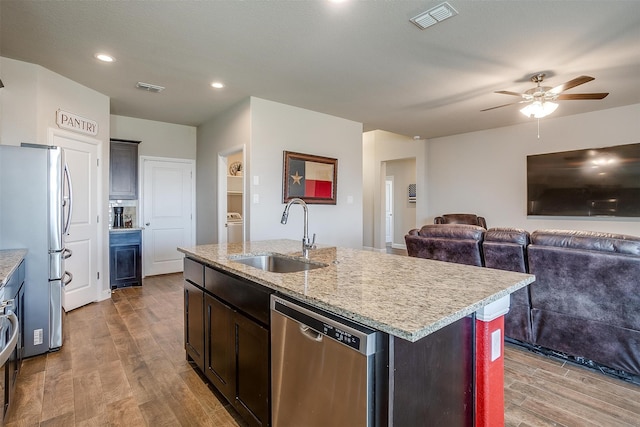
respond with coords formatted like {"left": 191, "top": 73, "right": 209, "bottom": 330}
{"left": 482, "top": 73, "right": 609, "bottom": 118}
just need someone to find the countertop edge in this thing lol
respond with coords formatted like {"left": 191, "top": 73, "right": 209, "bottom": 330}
{"left": 178, "top": 245, "right": 535, "bottom": 342}
{"left": 0, "top": 249, "right": 28, "bottom": 287}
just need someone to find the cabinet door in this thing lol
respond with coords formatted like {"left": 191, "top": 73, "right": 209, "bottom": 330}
{"left": 109, "top": 243, "right": 141, "bottom": 288}
{"left": 109, "top": 140, "right": 139, "bottom": 199}
{"left": 204, "top": 294, "right": 236, "bottom": 402}
{"left": 234, "top": 312, "right": 270, "bottom": 427}
{"left": 184, "top": 281, "right": 204, "bottom": 370}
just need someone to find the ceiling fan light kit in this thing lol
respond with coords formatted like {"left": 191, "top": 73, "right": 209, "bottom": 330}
{"left": 482, "top": 73, "right": 609, "bottom": 120}
{"left": 520, "top": 101, "right": 558, "bottom": 119}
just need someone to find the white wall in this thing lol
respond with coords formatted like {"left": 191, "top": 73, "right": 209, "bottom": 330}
{"left": 0, "top": 56, "right": 111, "bottom": 297}
{"left": 195, "top": 97, "right": 363, "bottom": 248}
{"left": 0, "top": 57, "right": 39, "bottom": 145}
{"left": 196, "top": 98, "right": 250, "bottom": 244}
{"left": 427, "top": 104, "right": 640, "bottom": 236}
{"left": 249, "top": 98, "right": 364, "bottom": 249}
{"left": 110, "top": 115, "right": 197, "bottom": 159}
{"left": 362, "top": 130, "right": 427, "bottom": 250}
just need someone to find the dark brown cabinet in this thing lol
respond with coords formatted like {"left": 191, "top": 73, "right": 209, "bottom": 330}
{"left": 109, "top": 139, "right": 140, "bottom": 200}
{"left": 109, "top": 230, "right": 142, "bottom": 289}
{"left": 184, "top": 259, "right": 205, "bottom": 370}
{"left": 204, "top": 294, "right": 270, "bottom": 427}
{"left": 184, "top": 281, "right": 204, "bottom": 370}
{"left": 183, "top": 258, "right": 271, "bottom": 427}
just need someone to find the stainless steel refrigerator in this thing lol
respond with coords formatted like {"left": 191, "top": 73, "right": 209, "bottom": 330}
{"left": 0, "top": 143, "right": 73, "bottom": 357}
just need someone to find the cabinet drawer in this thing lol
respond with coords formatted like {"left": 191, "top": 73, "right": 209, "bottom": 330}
{"left": 109, "top": 230, "right": 141, "bottom": 246}
{"left": 205, "top": 266, "right": 272, "bottom": 326}
{"left": 184, "top": 258, "right": 204, "bottom": 287}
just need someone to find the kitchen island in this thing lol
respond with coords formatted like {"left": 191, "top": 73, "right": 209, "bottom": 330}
{"left": 178, "top": 240, "right": 534, "bottom": 427}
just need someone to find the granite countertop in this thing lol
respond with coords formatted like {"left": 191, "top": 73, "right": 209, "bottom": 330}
{"left": 109, "top": 227, "right": 143, "bottom": 232}
{"left": 0, "top": 249, "right": 27, "bottom": 287}
{"left": 178, "top": 240, "right": 535, "bottom": 342}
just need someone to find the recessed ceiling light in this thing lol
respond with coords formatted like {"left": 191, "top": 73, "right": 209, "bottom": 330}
{"left": 95, "top": 53, "right": 115, "bottom": 63}
{"left": 211, "top": 82, "right": 225, "bottom": 89}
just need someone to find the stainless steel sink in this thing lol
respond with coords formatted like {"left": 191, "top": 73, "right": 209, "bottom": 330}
{"left": 230, "top": 254, "right": 327, "bottom": 273}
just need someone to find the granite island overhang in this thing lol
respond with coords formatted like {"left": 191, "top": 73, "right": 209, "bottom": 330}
{"left": 178, "top": 239, "right": 534, "bottom": 343}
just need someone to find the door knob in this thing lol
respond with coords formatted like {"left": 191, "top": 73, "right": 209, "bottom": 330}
{"left": 146, "top": 222, "right": 150, "bottom": 226}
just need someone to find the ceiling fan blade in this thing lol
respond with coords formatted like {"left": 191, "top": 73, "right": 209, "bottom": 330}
{"left": 495, "top": 90, "right": 525, "bottom": 97}
{"left": 549, "top": 75, "right": 594, "bottom": 94}
{"left": 555, "top": 93, "right": 609, "bottom": 100}
{"left": 481, "top": 102, "right": 521, "bottom": 112}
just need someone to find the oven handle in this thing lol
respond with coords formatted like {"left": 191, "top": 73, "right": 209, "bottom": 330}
{"left": 0, "top": 312, "right": 19, "bottom": 367}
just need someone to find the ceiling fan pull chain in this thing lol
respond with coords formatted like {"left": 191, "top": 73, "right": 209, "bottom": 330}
{"left": 537, "top": 118, "right": 540, "bottom": 139}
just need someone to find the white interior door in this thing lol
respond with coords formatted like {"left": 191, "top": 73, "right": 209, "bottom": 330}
{"left": 50, "top": 129, "right": 100, "bottom": 311}
{"left": 385, "top": 178, "right": 394, "bottom": 244}
{"left": 142, "top": 157, "right": 195, "bottom": 276}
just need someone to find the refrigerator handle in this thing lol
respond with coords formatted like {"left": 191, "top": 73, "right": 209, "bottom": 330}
{"left": 63, "top": 163, "right": 73, "bottom": 235}
{"left": 63, "top": 271, "right": 73, "bottom": 287}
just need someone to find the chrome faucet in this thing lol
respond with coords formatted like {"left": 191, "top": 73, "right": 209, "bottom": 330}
{"left": 281, "top": 198, "right": 316, "bottom": 258}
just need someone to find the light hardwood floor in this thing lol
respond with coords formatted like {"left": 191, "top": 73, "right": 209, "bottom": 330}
{"left": 5, "top": 273, "right": 640, "bottom": 426}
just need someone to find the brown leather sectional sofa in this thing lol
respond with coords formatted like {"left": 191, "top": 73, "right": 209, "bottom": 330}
{"left": 405, "top": 225, "right": 640, "bottom": 381}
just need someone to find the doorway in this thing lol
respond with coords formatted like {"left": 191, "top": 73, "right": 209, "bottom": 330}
{"left": 140, "top": 156, "right": 195, "bottom": 276}
{"left": 217, "top": 146, "right": 245, "bottom": 244}
{"left": 382, "top": 158, "right": 417, "bottom": 250}
{"left": 385, "top": 177, "right": 394, "bottom": 245}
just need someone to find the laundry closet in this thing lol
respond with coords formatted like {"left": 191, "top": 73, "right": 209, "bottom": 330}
{"left": 226, "top": 152, "right": 244, "bottom": 243}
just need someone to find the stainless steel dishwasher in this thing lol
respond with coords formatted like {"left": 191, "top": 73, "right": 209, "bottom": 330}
{"left": 271, "top": 295, "right": 381, "bottom": 427}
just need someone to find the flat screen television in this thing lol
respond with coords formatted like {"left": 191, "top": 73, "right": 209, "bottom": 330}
{"left": 527, "top": 143, "right": 640, "bottom": 217}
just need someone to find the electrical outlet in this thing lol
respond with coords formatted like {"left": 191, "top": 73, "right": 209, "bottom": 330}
{"left": 491, "top": 329, "right": 501, "bottom": 362}
{"left": 34, "top": 328, "right": 43, "bottom": 345}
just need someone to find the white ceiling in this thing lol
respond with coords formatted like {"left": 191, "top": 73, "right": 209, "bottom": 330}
{"left": 1, "top": 1, "right": 639, "bottom": 139}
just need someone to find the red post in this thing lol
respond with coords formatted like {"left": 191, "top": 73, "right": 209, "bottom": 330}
{"left": 475, "top": 295, "right": 510, "bottom": 427}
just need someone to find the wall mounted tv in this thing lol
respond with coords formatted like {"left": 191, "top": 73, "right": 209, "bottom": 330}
{"left": 527, "top": 143, "right": 640, "bottom": 217}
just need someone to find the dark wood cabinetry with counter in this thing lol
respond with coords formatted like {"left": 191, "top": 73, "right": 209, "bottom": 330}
{"left": 109, "top": 139, "right": 139, "bottom": 200}
{"left": 184, "top": 258, "right": 271, "bottom": 427}
{"left": 109, "top": 230, "right": 142, "bottom": 289}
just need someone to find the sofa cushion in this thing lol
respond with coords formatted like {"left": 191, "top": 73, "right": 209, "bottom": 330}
{"left": 418, "top": 224, "right": 485, "bottom": 240}
{"left": 405, "top": 224, "right": 485, "bottom": 267}
{"left": 531, "top": 229, "right": 640, "bottom": 256}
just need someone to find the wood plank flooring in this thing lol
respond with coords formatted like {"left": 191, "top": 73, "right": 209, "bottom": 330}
{"left": 5, "top": 272, "right": 640, "bottom": 426}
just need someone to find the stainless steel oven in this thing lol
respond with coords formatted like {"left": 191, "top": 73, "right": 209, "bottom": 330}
{"left": 0, "top": 299, "right": 20, "bottom": 421}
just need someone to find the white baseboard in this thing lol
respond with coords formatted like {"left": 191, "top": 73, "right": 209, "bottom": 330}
{"left": 391, "top": 243, "right": 407, "bottom": 250}
{"left": 99, "top": 289, "right": 112, "bottom": 301}
{"left": 362, "top": 246, "right": 387, "bottom": 253}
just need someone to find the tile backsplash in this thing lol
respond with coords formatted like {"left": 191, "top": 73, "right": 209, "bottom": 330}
{"left": 109, "top": 200, "right": 138, "bottom": 229}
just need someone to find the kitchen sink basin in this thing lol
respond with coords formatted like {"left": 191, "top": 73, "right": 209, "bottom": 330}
{"left": 231, "top": 254, "right": 327, "bottom": 273}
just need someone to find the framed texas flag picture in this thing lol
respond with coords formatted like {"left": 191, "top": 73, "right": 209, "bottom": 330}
{"left": 283, "top": 151, "right": 337, "bottom": 204}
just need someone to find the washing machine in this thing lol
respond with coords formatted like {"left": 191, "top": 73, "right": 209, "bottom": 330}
{"left": 227, "top": 212, "right": 243, "bottom": 243}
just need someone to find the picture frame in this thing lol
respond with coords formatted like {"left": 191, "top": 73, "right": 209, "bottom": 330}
{"left": 283, "top": 151, "right": 337, "bottom": 204}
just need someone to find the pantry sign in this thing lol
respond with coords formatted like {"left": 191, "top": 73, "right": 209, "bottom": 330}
{"left": 56, "top": 109, "right": 98, "bottom": 136}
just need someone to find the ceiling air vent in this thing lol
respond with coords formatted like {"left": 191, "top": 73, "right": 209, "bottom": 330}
{"left": 410, "top": 2, "right": 458, "bottom": 30}
{"left": 136, "top": 81, "right": 165, "bottom": 92}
